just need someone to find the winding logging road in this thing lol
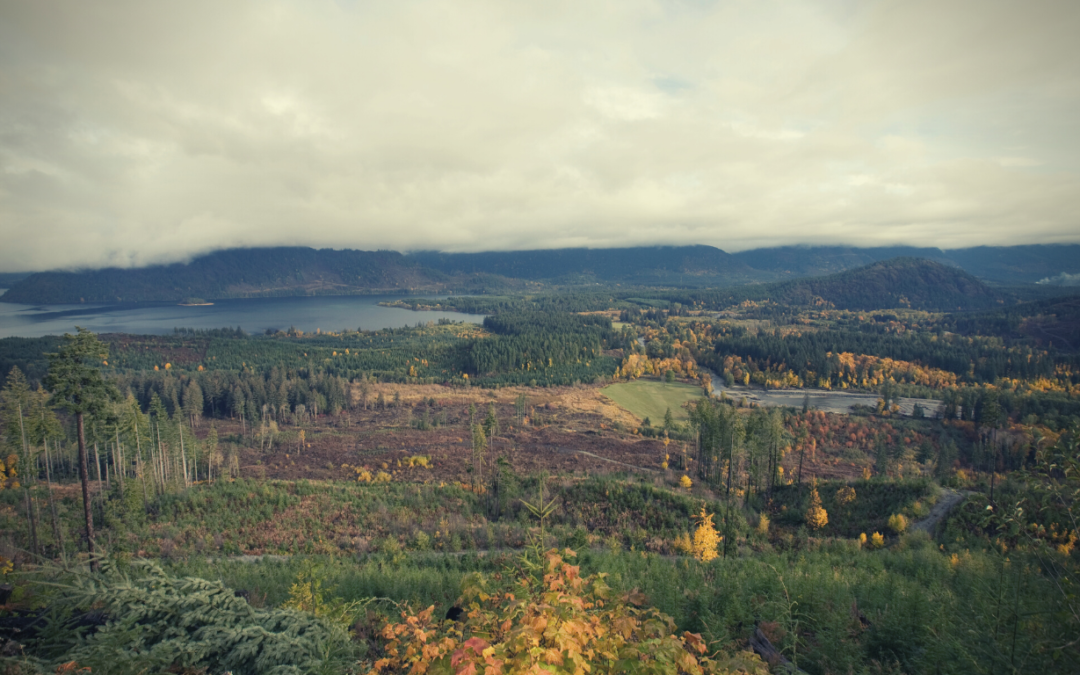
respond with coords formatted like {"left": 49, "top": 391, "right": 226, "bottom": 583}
{"left": 912, "top": 487, "right": 971, "bottom": 534}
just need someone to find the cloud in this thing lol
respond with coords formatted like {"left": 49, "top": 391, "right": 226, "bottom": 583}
{"left": 0, "top": 0, "right": 1078, "bottom": 271}
{"left": 1037, "top": 272, "right": 1080, "bottom": 287}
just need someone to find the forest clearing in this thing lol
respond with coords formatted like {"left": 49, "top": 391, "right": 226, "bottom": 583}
{"left": 600, "top": 378, "right": 705, "bottom": 424}
{"left": 0, "top": 286, "right": 1077, "bottom": 674}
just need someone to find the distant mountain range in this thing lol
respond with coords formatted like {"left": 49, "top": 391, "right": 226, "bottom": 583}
{"left": 1, "top": 243, "right": 1077, "bottom": 305}
{"left": 729, "top": 244, "right": 1080, "bottom": 284}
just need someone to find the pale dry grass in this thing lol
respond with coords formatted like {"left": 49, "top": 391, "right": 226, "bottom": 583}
{"left": 551, "top": 388, "right": 640, "bottom": 428}
{"left": 352, "top": 382, "right": 640, "bottom": 428}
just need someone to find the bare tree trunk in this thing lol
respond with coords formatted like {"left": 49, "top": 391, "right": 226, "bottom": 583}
{"left": 17, "top": 404, "right": 41, "bottom": 556}
{"left": 726, "top": 430, "right": 734, "bottom": 498}
{"left": 76, "top": 413, "right": 98, "bottom": 572}
{"left": 135, "top": 421, "right": 148, "bottom": 507}
{"left": 45, "top": 440, "right": 63, "bottom": 554}
{"left": 94, "top": 442, "right": 104, "bottom": 499}
{"left": 178, "top": 419, "right": 189, "bottom": 488}
{"left": 114, "top": 427, "right": 123, "bottom": 493}
{"left": 148, "top": 442, "right": 156, "bottom": 492}
{"left": 24, "top": 488, "right": 40, "bottom": 557}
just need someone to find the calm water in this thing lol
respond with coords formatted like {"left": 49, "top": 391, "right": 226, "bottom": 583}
{"left": 0, "top": 293, "right": 486, "bottom": 338}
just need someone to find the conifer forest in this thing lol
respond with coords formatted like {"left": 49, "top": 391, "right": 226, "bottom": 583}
{"left": 0, "top": 258, "right": 1079, "bottom": 675}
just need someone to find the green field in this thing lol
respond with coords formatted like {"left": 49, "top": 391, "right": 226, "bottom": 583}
{"left": 601, "top": 378, "right": 704, "bottom": 423}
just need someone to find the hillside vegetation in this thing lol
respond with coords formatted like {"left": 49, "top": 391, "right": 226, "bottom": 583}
{"left": 767, "top": 258, "right": 1000, "bottom": 311}
{"left": 601, "top": 379, "right": 704, "bottom": 424}
{"left": 1, "top": 255, "right": 1080, "bottom": 674}
{"left": 0, "top": 248, "right": 462, "bottom": 304}
{"left": 4, "top": 243, "right": 1080, "bottom": 304}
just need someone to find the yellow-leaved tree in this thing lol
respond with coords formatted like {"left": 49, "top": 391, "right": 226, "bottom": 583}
{"left": 692, "top": 507, "right": 721, "bottom": 562}
{"left": 836, "top": 486, "right": 856, "bottom": 505}
{"left": 282, "top": 563, "right": 362, "bottom": 628}
{"left": 0, "top": 454, "right": 18, "bottom": 489}
{"left": 371, "top": 482, "right": 767, "bottom": 675}
{"left": 805, "top": 485, "right": 829, "bottom": 531}
{"left": 369, "top": 549, "right": 768, "bottom": 675}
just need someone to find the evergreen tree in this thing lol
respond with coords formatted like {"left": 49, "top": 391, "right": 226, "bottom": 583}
{"left": 182, "top": 380, "right": 204, "bottom": 427}
{"left": 45, "top": 328, "right": 120, "bottom": 570}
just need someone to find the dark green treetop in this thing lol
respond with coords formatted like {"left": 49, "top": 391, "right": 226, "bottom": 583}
{"left": 45, "top": 327, "right": 120, "bottom": 418}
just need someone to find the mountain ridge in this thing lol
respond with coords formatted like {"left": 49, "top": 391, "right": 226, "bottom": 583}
{"left": 2, "top": 243, "right": 1078, "bottom": 305}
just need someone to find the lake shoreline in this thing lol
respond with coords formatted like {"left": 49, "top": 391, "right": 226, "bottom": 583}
{"left": 0, "top": 294, "right": 487, "bottom": 339}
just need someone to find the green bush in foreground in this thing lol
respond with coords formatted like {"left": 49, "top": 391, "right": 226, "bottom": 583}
{"left": 17, "top": 560, "right": 357, "bottom": 675}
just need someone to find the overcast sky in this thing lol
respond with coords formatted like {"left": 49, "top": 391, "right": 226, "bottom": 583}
{"left": 1, "top": 0, "right": 1078, "bottom": 272}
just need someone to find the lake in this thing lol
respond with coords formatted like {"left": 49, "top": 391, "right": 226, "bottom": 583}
{"left": 0, "top": 293, "right": 487, "bottom": 338}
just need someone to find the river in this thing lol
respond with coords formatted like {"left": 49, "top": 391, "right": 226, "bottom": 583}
{"left": 0, "top": 293, "right": 487, "bottom": 338}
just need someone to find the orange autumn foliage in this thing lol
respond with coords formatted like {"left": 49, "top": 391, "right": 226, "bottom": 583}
{"left": 617, "top": 354, "right": 698, "bottom": 380}
{"left": 369, "top": 549, "right": 768, "bottom": 675}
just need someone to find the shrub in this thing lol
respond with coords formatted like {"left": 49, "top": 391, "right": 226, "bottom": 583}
{"left": 369, "top": 549, "right": 769, "bottom": 675}
{"left": 680, "top": 475, "right": 693, "bottom": 490}
{"left": 673, "top": 532, "right": 694, "bottom": 555}
{"left": 36, "top": 560, "right": 355, "bottom": 675}
{"left": 564, "top": 526, "right": 589, "bottom": 550}
{"left": 836, "top": 486, "right": 856, "bottom": 505}
{"left": 805, "top": 487, "right": 829, "bottom": 531}
{"left": 692, "top": 507, "right": 721, "bottom": 563}
{"left": 282, "top": 562, "right": 364, "bottom": 628}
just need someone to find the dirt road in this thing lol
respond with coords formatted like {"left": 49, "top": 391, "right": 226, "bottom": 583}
{"left": 912, "top": 488, "right": 970, "bottom": 534}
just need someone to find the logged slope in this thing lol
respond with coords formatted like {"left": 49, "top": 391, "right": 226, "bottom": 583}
{"left": 768, "top": 258, "right": 1000, "bottom": 311}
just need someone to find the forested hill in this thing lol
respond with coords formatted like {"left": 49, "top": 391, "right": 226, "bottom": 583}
{"left": 0, "top": 248, "right": 459, "bottom": 304}
{"left": 0, "top": 245, "right": 764, "bottom": 303}
{"left": 409, "top": 245, "right": 758, "bottom": 284}
{"left": 768, "top": 258, "right": 1000, "bottom": 311}
{"left": 731, "top": 243, "right": 1080, "bottom": 283}
{"left": 731, "top": 245, "right": 952, "bottom": 278}
{"left": 2, "top": 242, "right": 1078, "bottom": 304}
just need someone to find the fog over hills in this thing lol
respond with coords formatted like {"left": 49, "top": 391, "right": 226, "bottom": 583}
{"left": 2, "top": 243, "right": 1078, "bottom": 305}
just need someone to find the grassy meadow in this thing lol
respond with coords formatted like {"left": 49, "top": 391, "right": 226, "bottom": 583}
{"left": 601, "top": 378, "right": 704, "bottom": 424}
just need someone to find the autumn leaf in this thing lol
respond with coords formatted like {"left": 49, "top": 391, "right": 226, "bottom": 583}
{"left": 457, "top": 661, "right": 478, "bottom": 675}
{"left": 683, "top": 631, "right": 707, "bottom": 654}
